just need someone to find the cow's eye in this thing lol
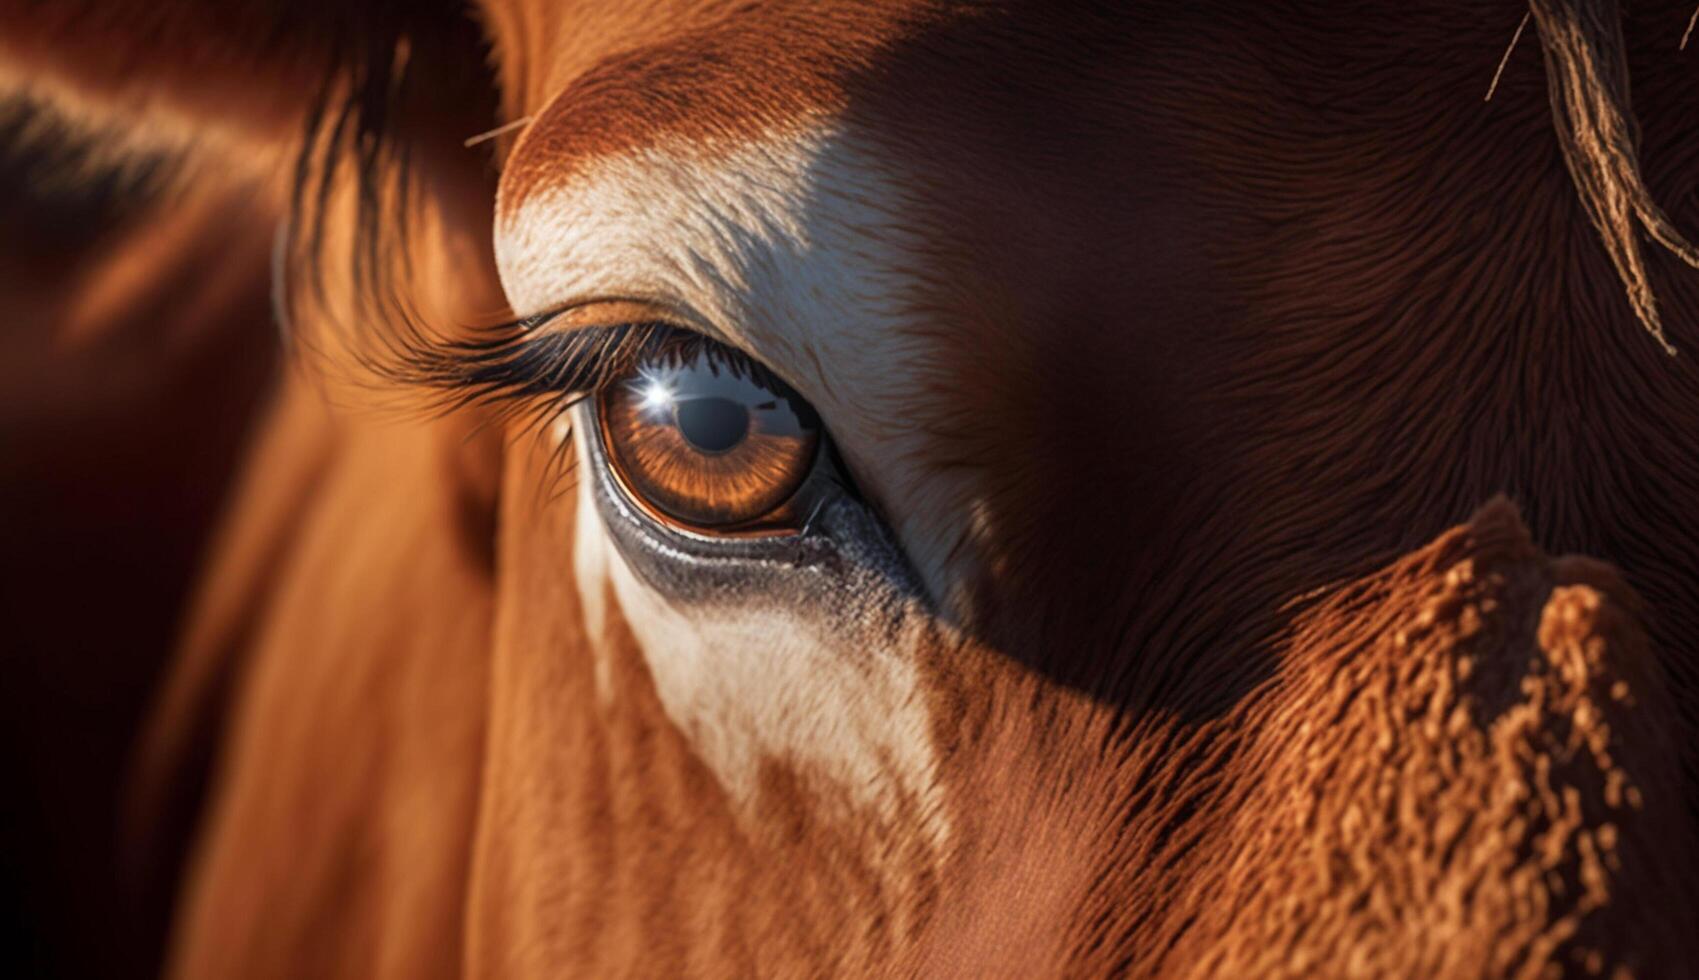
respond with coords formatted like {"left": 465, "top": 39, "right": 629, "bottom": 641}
{"left": 596, "top": 339, "right": 822, "bottom": 532}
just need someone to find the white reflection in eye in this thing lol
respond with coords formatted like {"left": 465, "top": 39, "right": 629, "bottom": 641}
{"left": 634, "top": 365, "right": 679, "bottom": 417}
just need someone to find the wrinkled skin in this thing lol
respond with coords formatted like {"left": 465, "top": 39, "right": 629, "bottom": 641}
{"left": 4, "top": 1, "right": 1699, "bottom": 977}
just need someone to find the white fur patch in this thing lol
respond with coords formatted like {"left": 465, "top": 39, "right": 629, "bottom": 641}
{"left": 499, "top": 120, "right": 958, "bottom": 842}
{"left": 504, "top": 121, "right": 960, "bottom": 844}
{"left": 566, "top": 424, "right": 946, "bottom": 846}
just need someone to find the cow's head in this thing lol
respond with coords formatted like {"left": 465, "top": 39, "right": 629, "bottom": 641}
{"left": 9, "top": 0, "right": 1699, "bottom": 975}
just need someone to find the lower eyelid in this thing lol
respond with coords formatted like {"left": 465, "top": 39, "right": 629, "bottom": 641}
{"left": 579, "top": 395, "right": 932, "bottom": 615}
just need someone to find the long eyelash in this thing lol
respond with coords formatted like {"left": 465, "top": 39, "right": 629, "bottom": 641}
{"left": 397, "top": 317, "right": 665, "bottom": 409}
{"left": 389, "top": 316, "right": 792, "bottom": 505}
{"left": 384, "top": 317, "right": 674, "bottom": 504}
{"left": 395, "top": 316, "right": 777, "bottom": 413}
{"left": 391, "top": 319, "right": 759, "bottom": 493}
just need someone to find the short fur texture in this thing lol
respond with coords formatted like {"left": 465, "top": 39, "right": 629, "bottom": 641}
{"left": 4, "top": 1, "right": 1699, "bottom": 977}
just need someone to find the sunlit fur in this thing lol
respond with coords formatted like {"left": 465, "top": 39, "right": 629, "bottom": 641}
{"left": 6, "top": 0, "right": 1699, "bottom": 976}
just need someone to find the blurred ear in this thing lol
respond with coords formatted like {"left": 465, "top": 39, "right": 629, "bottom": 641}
{"left": 0, "top": 1, "right": 496, "bottom": 163}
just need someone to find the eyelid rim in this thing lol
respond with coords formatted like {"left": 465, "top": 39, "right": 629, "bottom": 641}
{"left": 520, "top": 294, "right": 727, "bottom": 347}
{"left": 532, "top": 297, "right": 688, "bottom": 334}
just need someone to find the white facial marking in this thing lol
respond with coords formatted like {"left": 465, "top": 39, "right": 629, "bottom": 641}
{"left": 505, "top": 121, "right": 961, "bottom": 846}
{"left": 569, "top": 426, "right": 615, "bottom": 704}
{"left": 566, "top": 425, "right": 947, "bottom": 848}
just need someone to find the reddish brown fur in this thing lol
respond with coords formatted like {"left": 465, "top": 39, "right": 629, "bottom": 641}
{"left": 0, "top": 129, "right": 278, "bottom": 977}
{"left": 496, "top": 3, "right": 934, "bottom": 205}
{"left": 5, "top": 1, "right": 1699, "bottom": 977}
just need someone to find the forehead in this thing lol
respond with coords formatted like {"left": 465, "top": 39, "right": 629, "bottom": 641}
{"left": 483, "top": 1, "right": 1188, "bottom": 202}
{"left": 482, "top": 1, "right": 926, "bottom": 338}
{"left": 484, "top": 0, "right": 924, "bottom": 164}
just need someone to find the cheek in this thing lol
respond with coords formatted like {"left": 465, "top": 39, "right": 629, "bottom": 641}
{"left": 567, "top": 420, "right": 952, "bottom": 848}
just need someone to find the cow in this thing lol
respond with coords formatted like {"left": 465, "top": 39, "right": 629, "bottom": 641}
{"left": 3, "top": 0, "right": 1699, "bottom": 975}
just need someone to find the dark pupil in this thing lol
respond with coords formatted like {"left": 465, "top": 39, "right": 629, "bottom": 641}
{"left": 674, "top": 397, "right": 750, "bottom": 454}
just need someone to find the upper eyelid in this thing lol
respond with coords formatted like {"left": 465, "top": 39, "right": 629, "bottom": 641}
{"left": 539, "top": 297, "right": 713, "bottom": 336}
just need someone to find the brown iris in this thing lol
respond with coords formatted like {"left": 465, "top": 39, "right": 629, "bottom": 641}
{"left": 598, "top": 345, "right": 821, "bottom": 531}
